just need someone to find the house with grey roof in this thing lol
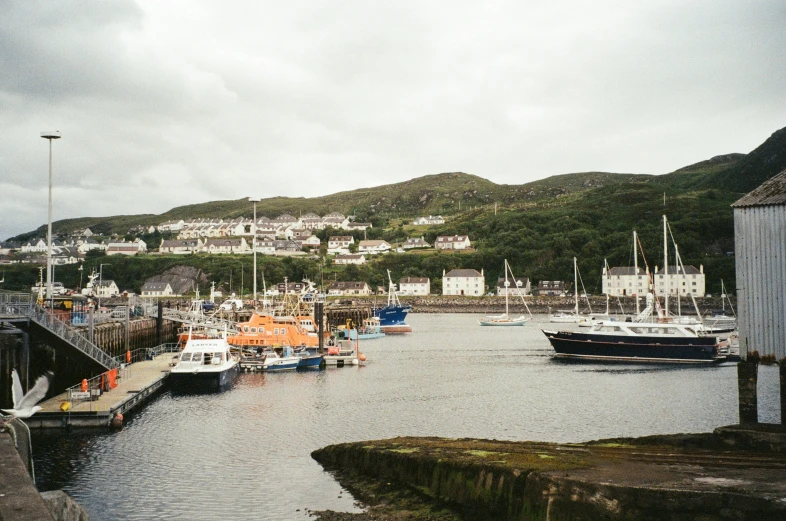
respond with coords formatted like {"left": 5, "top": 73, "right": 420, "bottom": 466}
{"left": 442, "top": 268, "right": 484, "bottom": 296}
{"left": 399, "top": 276, "right": 430, "bottom": 295}
{"left": 141, "top": 281, "right": 175, "bottom": 297}
{"left": 602, "top": 266, "right": 649, "bottom": 297}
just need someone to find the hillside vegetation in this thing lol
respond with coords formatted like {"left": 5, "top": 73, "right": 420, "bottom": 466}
{"left": 4, "top": 125, "right": 785, "bottom": 297}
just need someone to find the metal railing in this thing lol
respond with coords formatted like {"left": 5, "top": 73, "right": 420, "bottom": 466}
{"left": 150, "top": 307, "right": 238, "bottom": 333}
{"left": 28, "top": 305, "right": 119, "bottom": 370}
{"left": 0, "top": 292, "right": 35, "bottom": 317}
{"left": 64, "top": 343, "right": 181, "bottom": 409}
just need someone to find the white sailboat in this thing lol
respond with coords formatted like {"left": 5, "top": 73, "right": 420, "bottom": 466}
{"left": 549, "top": 257, "right": 581, "bottom": 323}
{"left": 478, "top": 259, "right": 532, "bottom": 326}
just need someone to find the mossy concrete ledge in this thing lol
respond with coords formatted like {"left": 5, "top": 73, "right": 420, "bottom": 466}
{"left": 311, "top": 428, "right": 786, "bottom": 520}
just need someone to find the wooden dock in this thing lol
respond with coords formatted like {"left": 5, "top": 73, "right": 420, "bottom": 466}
{"left": 26, "top": 352, "right": 178, "bottom": 429}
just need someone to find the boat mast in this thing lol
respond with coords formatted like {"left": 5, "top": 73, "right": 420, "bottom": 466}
{"left": 573, "top": 257, "right": 579, "bottom": 315}
{"left": 663, "top": 215, "right": 669, "bottom": 319}
{"left": 633, "top": 230, "right": 640, "bottom": 315}
{"left": 504, "top": 259, "right": 510, "bottom": 317}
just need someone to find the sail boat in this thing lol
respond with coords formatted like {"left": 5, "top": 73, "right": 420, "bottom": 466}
{"left": 548, "top": 257, "right": 582, "bottom": 323}
{"left": 542, "top": 216, "right": 726, "bottom": 364}
{"left": 478, "top": 259, "right": 533, "bottom": 326}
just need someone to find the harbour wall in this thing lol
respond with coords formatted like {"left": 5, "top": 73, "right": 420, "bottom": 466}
{"left": 401, "top": 295, "right": 735, "bottom": 315}
{"left": 88, "top": 317, "right": 179, "bottom": 358}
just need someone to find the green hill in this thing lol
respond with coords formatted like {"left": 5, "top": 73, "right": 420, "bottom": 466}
{"left": 5, "top": 125, "right": 786, "bottom": 297}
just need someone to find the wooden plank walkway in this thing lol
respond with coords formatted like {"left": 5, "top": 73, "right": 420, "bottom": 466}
{"left": 26, "top": 352, "right": 179, "bottom": 429}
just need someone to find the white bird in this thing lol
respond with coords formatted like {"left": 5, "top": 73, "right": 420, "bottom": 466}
{"left": 1, "top": 369, "right": 51, "bottom": 419}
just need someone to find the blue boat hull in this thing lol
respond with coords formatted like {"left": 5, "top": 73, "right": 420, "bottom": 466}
{"left": 297, "top": 354, "right": 324, "bottom": 369}
{"left": 373, "top": 304, "right": 411, "bottom": 326}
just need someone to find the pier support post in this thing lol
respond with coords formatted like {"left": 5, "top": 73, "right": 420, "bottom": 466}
{"left": 780, "top": 359, "right": 786, "bottom": 425}
{"left": 738, "top": 354, "right": 759, "bottom": 424}
{"left": 156, "top": 301, "right": 163, "bottom": 346}
{"left": 315, "top": 302, "right": 324, "bottom": 353}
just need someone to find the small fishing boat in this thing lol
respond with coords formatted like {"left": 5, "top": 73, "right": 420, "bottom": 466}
{"left": 260, "top": 346, "right": 301, "bottom": 371}
{"left": 170, "top": 336, "right": 239, "bottom": 390}
{"left": 479, "top": 259, "right": 532, "bottom": 326}
{"left": 336, "top": 317, "right": 386, "bottom": 340}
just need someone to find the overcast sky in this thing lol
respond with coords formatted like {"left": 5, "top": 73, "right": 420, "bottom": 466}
{"left": 2, "top": 0, "right": 785, "bottom": 241}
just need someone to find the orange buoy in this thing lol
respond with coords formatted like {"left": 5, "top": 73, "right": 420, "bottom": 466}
{"left": 111, "top": 413, "right": 123, "bottom": 428}
{"left": 81, "top": 379, "right": 88, "bottom": 392}
{"left": 126, "top": 350, "right": 131, "bottom": 364}
{"left": 358, "top": 353, "right": 366, "bottom": 362}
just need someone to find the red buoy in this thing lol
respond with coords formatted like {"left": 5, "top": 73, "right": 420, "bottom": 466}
{"left": 81, "top": 379, "right": 88, "bottom": 392}
{"left": 111, "top": 413, "right": 124, "bottom": 428}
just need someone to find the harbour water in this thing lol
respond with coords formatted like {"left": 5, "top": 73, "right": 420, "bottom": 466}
{"left": 32, "top": 314, "right": 780, "bottom": 520}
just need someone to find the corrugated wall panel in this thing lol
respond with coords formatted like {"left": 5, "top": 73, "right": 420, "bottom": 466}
{"left": 734, "top": 206, "right": 786, "bottom": 359}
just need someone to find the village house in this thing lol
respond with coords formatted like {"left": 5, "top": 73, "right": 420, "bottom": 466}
{"left": 334, "top": 254, "right": 366, "bottom": 265}
{"left": 94, "top": 279, "right": 120, "bottom": 298}
{"left": 537, "top": 280, "right": 566, "bottom": 296}
{"left": 297, "top": 235, "right": 321, "bottom": 250}
{"left": 106, "top": 240, "right": 147, "bottom": 256}
{"left": 328, "top": 236, "right": 354, "bottom": 254}
{"left": 140, "top": 281, "right": 175, "bottom": 297}
{"left": 160, "top": 239, "right": 202, "bottom": 255}
{"left": 496, "top": 276, "right": 531, "bottom": 296}
{"left": 435, "top": 235, "right": 471, "bottom": 250}
{"left": 158, "top": 220, "right": 185, "bottom": 232}
{"left": 653, "top": 265, "right": 706, "bottom": 297}
{"left": 202, "top": 238, "right": 249, "bottom": 254}
{"left": 255, "top": 239, "right": 277, "bottom": 255}
{"left": 442, "top": 268, "right": 484, "bottom": 296}
{"left": 601, "top": 266, "right": 649, "bottom": 297}
{"left": 277, "top": 281, "right": 307, "bottom": 294}
{"left": 322, "top": 212, "right": 349, "bottom": 230}
{"left": 77, "top": 238, "right": 105, "bottom": 254}
{"left": 345, "top": 222, "right": 372, "bottom": 231}
{"left": 399, "top": 276, "right": 430, "bottom": 296}
{"left": 287, "top": 228, "right": 313, "bottom": 240}
{"left": 20, "top": 239, "right": 48, "bottom": 253}
{"left": 402, "top": 237, "right": 431, "bottom": 250}
{"left": 413, "top": 215, "right": 445, "bottom": 225}
{"left": 272, "top": 240, "right": 303, "bottom": 254}
{"left": 358, "top": 240, "right": 391, "bottom": 255}
{"left": 300, "top": 213, "right": 324, "bottom": 230}
{"left": 327, "top": 281, "right": 372, "bottom": 296}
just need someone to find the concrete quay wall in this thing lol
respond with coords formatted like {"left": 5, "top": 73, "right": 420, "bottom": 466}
{"left": 89, "top": 318, "right": 178, "bottom": 358}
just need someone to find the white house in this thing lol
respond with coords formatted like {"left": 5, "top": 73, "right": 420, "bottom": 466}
{"left": 141, "top": 282, "right": 175, "bottom": 297}
{"left": 653, "top": 265, "right": 706, "bottom": 297}
{"left": 297, "top": 235, "right": 321, "bottom": 249}
{"left": 537, "top": 280, "right": 566, "bottom": 296}
{"left": 399, "top": 277, "right": 430, "bottom": 295}
{"left": 106, "top": 240, "right": 147, "bottom": 256}
{"left": 334, "top": 254, "right": 366, "bottom": 265}
{"left": 442, "top": 268, "right": 484, "bottom": 296}
{"left": 496, "top": 276, "right": 531, "bottom": 296}
{"left": 413, "top": 215, "right": 445, "bottom": 225}
{"left": 160, "top": 239, "right": 202, "bottom": 254}
{"left": 402, "top": 237, "right": 431, "bottom": 250}
{"left": 327, "top": 281, "right": 372, "bottom": 296}
{"left": 202, "top": 238, "right": 250, "bottom": 254}
{"left": 601, "top": 266, "right": 649, "bottom": 297}
{"left": 94, "top": 279, "right": 120, "bottom": 298}
{"left": 435, "top": 235, "right": 471, "bottom": 250}
{"left": 20, "top": 239, "right": 48, "bottom": 253}
{"left": 358, "top": 240, "right": 391, "bottom": 255}
{"left": 158, "top": 220, "right": 185, "bottom": 232}
{"left": 328, "top": 236, "right": 354, "bottom": 254}
{"left": 345, "top": 222, "right": 372, "bottom": 231}
{"left": 77, "top": 239, "right": 106, "bottom": 254}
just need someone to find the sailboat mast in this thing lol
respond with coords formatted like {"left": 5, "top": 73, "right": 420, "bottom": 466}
{"left": 633, "top": 230, "right": 640, "bottom": 315}
{"left": 663, "top": 215, "right": 669, "bottom": 319}
{"left": 573, "top": 257, "right": 579, "bottom": 315}
{"left": 504, "top": 260, "right": 510, "bottom": 316}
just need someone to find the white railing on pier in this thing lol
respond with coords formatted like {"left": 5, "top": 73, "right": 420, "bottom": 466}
{"left": 1, "top": 292, "right": 118, "bottom": 370}
{"left": 148, "top": 306, "right": 238, "bottom": 333}
{"left": 28, "top": 306, "right": 119, "bottom": 370}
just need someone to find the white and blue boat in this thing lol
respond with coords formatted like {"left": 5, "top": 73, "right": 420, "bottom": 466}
{"left": 261, "top": 346, "right": 301, "bottom": 371}
{"left": 337, "top": 317, "right": 386, "bottom": 340}
{"left": 373, "top": 270, "right": 411, "bottom": 331}
{"left": 170, "top": 336, "right": 239, "bottom": 391}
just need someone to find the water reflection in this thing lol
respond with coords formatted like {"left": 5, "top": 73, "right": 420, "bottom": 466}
{"left": 32, "top": 313, "right": 753, "bottom": 520}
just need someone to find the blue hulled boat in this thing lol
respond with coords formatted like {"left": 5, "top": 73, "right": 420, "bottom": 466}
{"left": 373, "top": 270, "right": 411, "bottom": 327}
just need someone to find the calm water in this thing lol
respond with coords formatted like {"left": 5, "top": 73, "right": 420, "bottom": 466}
{"left": 32, "top": 314, "right": 781, "bottom": 520}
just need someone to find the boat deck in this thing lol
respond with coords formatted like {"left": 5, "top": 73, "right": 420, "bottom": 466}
{"left": 26, "top": 353, "right": 177, "bottom": 429}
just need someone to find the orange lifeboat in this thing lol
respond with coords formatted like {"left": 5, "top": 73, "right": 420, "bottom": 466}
{"left": 227, "top": 313, "right": 323, "bottom": 348}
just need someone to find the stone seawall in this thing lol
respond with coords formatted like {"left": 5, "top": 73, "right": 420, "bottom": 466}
{"left": 312, "top": 429, "right": 786, "bottom": 520}
{"left": 400, "top": 296, "right": 734, "bottom": 315}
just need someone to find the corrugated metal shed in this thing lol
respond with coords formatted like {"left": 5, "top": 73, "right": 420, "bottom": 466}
{"left": 733, "top": 169, "right": 786, "bottom": 359}
{"left": 732, "top": 168, "right": 786, "bottom": 208}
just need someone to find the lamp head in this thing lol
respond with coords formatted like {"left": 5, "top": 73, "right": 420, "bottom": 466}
{"left": 248, "top": 197, "right": 260, "bottom": 203}
{"left": 41, "top": 131, "right": 61, "bottom": 140}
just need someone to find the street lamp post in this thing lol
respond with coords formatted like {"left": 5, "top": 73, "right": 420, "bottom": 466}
{"left": 98, "top": 263, "right": 110, "bottom": 310}
{"left": 41, "top": 131, "right": 61, "bottom": 302}
{"left": 249, "top": 197, "right": 260, "bottom": 306}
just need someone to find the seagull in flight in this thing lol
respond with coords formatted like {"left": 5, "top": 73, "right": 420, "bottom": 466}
{"left": 1, "top": 369, "right": 51, "bottom": 419}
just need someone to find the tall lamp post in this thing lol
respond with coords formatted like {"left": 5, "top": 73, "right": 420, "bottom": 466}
{"left": 249, "top": 197, "right": 260, "bottom": 306}
{"left": 98, "top": 263, "right": 110, "bottom": 310}
{"left": 41, "top": 131, "right": 61, "bottom": 302}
